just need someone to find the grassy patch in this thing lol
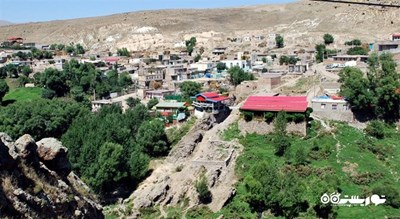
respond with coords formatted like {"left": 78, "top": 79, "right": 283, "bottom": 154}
{"left": 3, "top": 87, "right": 43, "bottom": 103}
{"left": 224, "top": 121, "right": 400, "bottom": 218}
{"left": 166, "top": 117, "right": 197, "bottom": 146}
{"left": 221, "top": 121, "right": 242, "bottom": 141}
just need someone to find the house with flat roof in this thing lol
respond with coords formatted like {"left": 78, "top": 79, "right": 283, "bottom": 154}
{"left": 145, "top": 89, "right": 175, "bottom": 99}
{"left": 311, "top": 95, "right": 353, "bottom": 122}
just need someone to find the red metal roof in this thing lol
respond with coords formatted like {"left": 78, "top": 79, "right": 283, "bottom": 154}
{"left": 7, "top": 37, "right": 23, "bottom": 41}
{"left": 209, "top": 96, "right": 229, "bottom": 102}
{"left": 201, "top": 92, "right": 219, "bottom": 98}
{"left": 393, "top": 33, "right": 400, "bottom": 37}
{"left": 240, "top": 96, "right": 308, "bottom": 112}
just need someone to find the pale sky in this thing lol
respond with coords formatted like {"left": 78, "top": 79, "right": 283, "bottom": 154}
{"left": 0, "top": 0, "right": 295, "bottom": 23}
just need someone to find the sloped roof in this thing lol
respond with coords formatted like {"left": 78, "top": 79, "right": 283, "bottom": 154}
{"left": 241, "top": 96, "right": 308, "bottom": 112}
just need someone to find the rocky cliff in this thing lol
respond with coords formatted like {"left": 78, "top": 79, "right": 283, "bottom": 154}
{"left": 0, "top": 133, "right": 104, "bottom": 219}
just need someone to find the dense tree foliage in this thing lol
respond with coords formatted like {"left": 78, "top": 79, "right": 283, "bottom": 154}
{"left": 179, "top": 81, "right": 202, "bottom": 100}
{"left": 347, "top": 46, "right": 368, "bottom": 55}
{"left": 279, "top": 55, "right": 299, "bottom": 65}
{"left": 323, "top": 33, "right": 334, "bottom": 45}
{"left": 61, "top": 104, "right": 168, "bottom": 194}
{"left": 272, "top": 111, "right": 291, "bottom": 156}
{"left": 0, "top": 79, "right": 9, "bottom": 103}
{"left": 117, "top": 48, "right": 130, "bottom": 57}
{"left": 345, "top": 39, "right": 362, "bottom": 46}
{"left": 243, "top": 162, "right": 305, "bottom": 218}
{"left": 315, "top": 44, "right": 326, "bottom": 63}
{"left": 136, "top": 119, "right": 169, "bottom": 156}
{"left": 34, "top": 60, "right": 133, "bottom": 100}
{"left": 126, "top": 97, "right": 141, "bottom": 108}
{"left": 216, "top": 62, "right": 226, "bottom": 72}
{"left": 228, "top": 66, "right": 255, "bottom": 86}
{"left": 339, "top": 53, "right": 400, "bottom": 121}
{"left": 147, "top": 98, "right": 159, "bottom": 109}
{"left": 0, "top": 99, "right": 88, "bottom": 140}
{"left": 275, "top": 35, "right": 284, "bottom": 48}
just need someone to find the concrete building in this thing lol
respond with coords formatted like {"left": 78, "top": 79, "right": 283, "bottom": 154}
{"left": 144, "top": 90, "right": 175, "bottom": 99}
{"left": 311, "top": 95, "right": 353, "bottom": 122}
{"left": 288, "top": 63, "right": 308, "bottom": 74}
{"left": 332, "top": 55, "right": 369, "bottom": 63}
{"left": 137, "top": 66, "right": 166, "bottom": 88}
{"left": 221, "top": 60, "right": 251, "bottom": 71}
{"left": 374, "top": 41, "right": 400, "bottom": 52}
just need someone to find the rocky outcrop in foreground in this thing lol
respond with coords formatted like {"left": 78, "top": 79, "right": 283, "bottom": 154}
{"left": 0, "top": 133, "right": 104, "bottom": 219}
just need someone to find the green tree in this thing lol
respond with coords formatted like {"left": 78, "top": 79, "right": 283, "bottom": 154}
{"left": 345, "top": 39, "right": 362, "bottom": 46}
{"left": 0, "top": 99, "right": 87, "bottom": 139}
{"left": 195, "top": 173, "right": 212, "bottom": 204}
{"left": 21, "top": 66, "right": 32, "bottom": 77}
{"left": 147, "top": 98, "right": 159, "bottom": 109}
{"left": 70, "top": 86, "right": 85, "bottom": 102}
{"left": 323, "top": 33, "right": 334, "bottom": 45}
{"left": 294, "top": 147, "right": 308, "bottom": 166}
{"left": 65, "top": 45, "right": 75, "bottom": 54}
{"left": 0, "top": 79, "right": 9, "bottom": 104}
{"left": 37, "top": 68, "right": 69, "bottom": 97}
{"left": 129, "top": 149, "right": 150, "bottom": 182}
{"left": 262, "top": 57, "right": 267, "bottom": 63}
{"left": 273, "top": 111, "right": 291, "bottom": 156}
{"left": 118, "top": 72, "right": 133, "bottom": 88}
{"left": 90, "top": 142, "right": 128, "bottom": 192}
{"left": 365, "top": 120, "right": 385, "bottom": 139}
{"left": 117, "top": 48, "right": 130, "bottom": 57}
{"left": 228, "top": 66, "right": 255, "bottom": 86}
{"left": 126, "top": 97, "right": 141, "bottom": 108}
{"left": 339, "top": 53, "right": 400, "bottom": 121}
{"left": 194, "top": 54, "right": 201, "bottom": 62}
{"left": 57, "top": 44, "right": 65, "bottom": 51}
{"left": 185, "top": 37, "right": 197, "bottom": 56}
{"left": 280, "top": 56, "right": 290, "bottom": 65}
{"left": 136, "top": 119, "right": 169, "bottom": 156}
{"left": 180, "top": 81, "right": 202, "bottom": 100}
{"left": 216, "top": 62, "right": 227, "bottom": 72}
{"left": 315, "top": 44, "right": 326, "bottom": 63}
{"left": 347, "top": 46, "right": 368, "bottom": 55}
{"left": 75, "top": 43, "right": 85, "bottom": 54}
{"left": 275, "top": 35, "right": 284, "bottom": 48}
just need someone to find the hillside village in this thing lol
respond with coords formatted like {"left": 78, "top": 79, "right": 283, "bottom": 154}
{"left": 1, "top": 1, "right": 400, "bottom": 219}
{"left": 1, "top": 32, "right": 400, "bottom": 123}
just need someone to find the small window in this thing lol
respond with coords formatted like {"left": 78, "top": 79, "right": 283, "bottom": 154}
{"left": 321, "top": 103, "right": 326, "bottom": 109}
{"left": 332, "top": 104, "right": 337, "bottom": 110}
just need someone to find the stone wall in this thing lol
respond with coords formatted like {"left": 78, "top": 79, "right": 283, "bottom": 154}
{"left": 238, "top": 119, "right": 306, "bottom": 136}
{"left": 312, "top": 111, "right": 354, "bottom": 122}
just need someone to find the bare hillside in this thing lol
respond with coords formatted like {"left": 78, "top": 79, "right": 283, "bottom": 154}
{"left": 1, "top": 0, "right": 400, "bottom": 51}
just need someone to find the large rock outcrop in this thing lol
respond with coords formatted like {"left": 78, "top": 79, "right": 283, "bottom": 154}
{"left": 126, "top": 110, "right": 242, "bottom": 218}
{"left": 0, "top": 133, "right": 104, "bottom": 219}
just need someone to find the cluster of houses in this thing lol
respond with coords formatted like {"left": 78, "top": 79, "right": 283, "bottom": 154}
{"left": 3, "top": 32, "right": 400, "bottom": 129}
